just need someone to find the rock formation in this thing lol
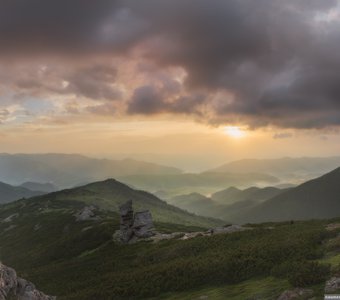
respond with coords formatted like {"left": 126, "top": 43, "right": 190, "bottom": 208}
{"left": 133, "top": 211, "right": 154, "bottom": 238}
{"left": 325, "top": 277, "right": 340, "bottom": 293}
{"left": 74, "top": 206, "right": 100, "bottom": 221}
{"left": 0, "top": 263, "right": 56, "bottom": 300}
{"left": 277, "top": 288, "right": 313, "bottom": 300}
{"left": 114, "top": 200, "right": 154, "bottom": 243}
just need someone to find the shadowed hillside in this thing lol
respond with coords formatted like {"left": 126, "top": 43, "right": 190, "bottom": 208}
{"left": 0, "top": 182, "right": 43, "bottom": 204}
{"left": 231, "top": 167, "right": 340, "bottom": 223}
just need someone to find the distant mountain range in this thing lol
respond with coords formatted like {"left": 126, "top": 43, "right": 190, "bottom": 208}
{"left": 19, "top": 181, "right": 58, "bottom": 193}
{"left": 0, "top": 153, "right": 182, "bottom": 188}
{"left": 0, "top": 182, "right": 44, "bottom": 204}
{"left": 118, "top": 172, "right": 279, "bottom": 196}
{"left": 230, "top": 166, "right": 340, "bottom": 223}
{"left": 206, "top": 157, "right": 340, "bottom": 183}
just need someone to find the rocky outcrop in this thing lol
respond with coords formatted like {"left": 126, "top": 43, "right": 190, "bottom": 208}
{"left": 277, "top": 288, "right": 313, "bottom": 300}
{"left": 114, "top": 201, "right": 154, "bottom": 244}
{"left": 74, "top": 206, "right": 99, "bottom": 221}
{"left": 0, "top": 263, "right": 56, "bottom": 300}
{"left": 147, "top": 225, "right": 252, "bottom": 242}
{"left": 325, "top": 277, "right": 340, "bottom": 293}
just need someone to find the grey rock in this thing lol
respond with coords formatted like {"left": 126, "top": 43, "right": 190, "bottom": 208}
{"left": 277, "top": 288, "right": 313, "bottom": 300}
{"left": 118, "top": 200, "right": 134, "bottom": 243}
{"left": 2, "top": 214, "right": 19, "bottom": 223}
{"left": 115, "top": 201, "right": 154, "bottom": 244}
{"left": 133, "top": 211, "right": 154, "bottom": 238}
{"left": 325, "top": 277, "right": 340, "bottom": 293}
{"left": 0, "top": 263, "right": 56, "bottom": 300}
{"left": 211, "top": 225, "right": 249, "bottom": 235}
{"left": 74, "top": 206, "right": 99, "bottom": 222}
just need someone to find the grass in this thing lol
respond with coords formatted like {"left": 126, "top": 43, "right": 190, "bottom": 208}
{"left": 0, "top": 186, "right": 339, "bottom": 299}
{"left": 155, "top": 277, "right": 290, "bottom": 300}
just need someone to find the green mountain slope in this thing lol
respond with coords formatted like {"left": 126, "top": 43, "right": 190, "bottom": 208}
{"left": 0, "top": 182, "right": 43, "bottom": 204}
{"left": 0, "top": 201, "right": 333, "bottom": 300}
{"left": 25, "top": 178, "right": 223, "bottom": 228}
{"left": 233, "top": 167, "right": 340, "bottom": 223}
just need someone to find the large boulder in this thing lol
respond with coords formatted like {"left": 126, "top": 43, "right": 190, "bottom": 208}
{"left": 115, "top": 201, "right": 154, "bottom": 243}
{"left": 0, "top": 263, "right": 56, "bottom": 300}
{"left": 133, "top": 211, "right": 154, "bottom": 238}
{"left": 74, "top": 206, "right": 99, "bottom": 222}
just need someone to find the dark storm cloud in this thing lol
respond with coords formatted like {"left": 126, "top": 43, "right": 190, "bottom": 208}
{"left": 1, "top": 0, "right": 340, "bottom": 128}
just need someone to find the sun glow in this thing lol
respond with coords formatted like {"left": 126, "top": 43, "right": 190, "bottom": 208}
{"left": 223, "top": 126, "right": 246, "bottom": 139}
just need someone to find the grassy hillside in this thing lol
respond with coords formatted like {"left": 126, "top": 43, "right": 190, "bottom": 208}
{"left": 0, "top": 181, "right": 43, "bottom": 204}
{"left": 232, "top": 167, "right": 340, "bottom": 223}
{"left": 0, "top": 199, "right": 336, "bottom": 300}
{"left": 20, "top": 179, "right": 223, "bottom": 228}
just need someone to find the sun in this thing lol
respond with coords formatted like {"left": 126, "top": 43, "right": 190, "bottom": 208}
{"left": 223, "top": 126, "right": 246, "bottom": 138}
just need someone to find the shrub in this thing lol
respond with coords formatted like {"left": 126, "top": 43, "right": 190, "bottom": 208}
{"left": 288, "top": 261, "right": 330, "bottom": 287}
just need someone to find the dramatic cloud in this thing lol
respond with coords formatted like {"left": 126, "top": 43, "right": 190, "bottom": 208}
{"left": 1, "top": 0, "right": 340, "bottom": 129}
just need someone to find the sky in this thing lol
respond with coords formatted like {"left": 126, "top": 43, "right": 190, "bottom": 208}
{"left": 1, "top": 0, "right": 340, "bottom": 171}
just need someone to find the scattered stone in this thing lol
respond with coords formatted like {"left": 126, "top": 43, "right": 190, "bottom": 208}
{"left": 0, "top": 263, "right": 56, "bottom": 300}
{"left": 325, "top": 277, "right": 340, "bottom": 293}
{"left": 326, "top": 223, "right": 340, "bottom": 231}
{"left": 81, "top": 226, "right": 93, "bottom": 232}
{"left": 211, "top": 225, "right": 249, "bottom": 235}
{"left": 277, "top": 288, "right": 313, "bottom": 300}
{"left": 1, "top": 214, "right": 19, "bottom": 223}
{"left": 3, "top": 225, "right": 17, "bottom": 233}
{"left": 74, "top": 206, "right": 99, "bottom": 222}
{"left": 181, "top": 232, "right": 205, "bottom": 240}
{"left": 34, "top": 224, "right": 41, "bottom": 231}
{"left": 147, "top": 232, "right": 184, "bottom": 242}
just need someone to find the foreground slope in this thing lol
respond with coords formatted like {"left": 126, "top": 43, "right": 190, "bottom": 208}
{"left": 233, "top": 167, "right": 340, "bottom": 223}
{"left": 0, "top": 203, "right": 335, "bottom": 300}
{"left": 0, "top": 181, "right": 43, "bottom": 204}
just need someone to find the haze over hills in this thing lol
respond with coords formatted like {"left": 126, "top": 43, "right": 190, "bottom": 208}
{"left": 118, "top": 172, "right": 279, "bottom": 197}
{"left": 230, "top": 166, "right": 340, "bottom": 224}
{"left": 0, "top": 182, "right": 44, "bottom": 204}
{"left": 166, "top": 186, "right": 287, "bottom": 221}
{"left": 211, "top": 186, "right": 285, "bottom": 205}
{"left": 207, "top": 157, "right": 340, "bottom": 183}
{"left": 0, "top": 153, "right": 182, "bottom": 188}
{"left": 19, "top": 182, "right": 58, "bottom": 193}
